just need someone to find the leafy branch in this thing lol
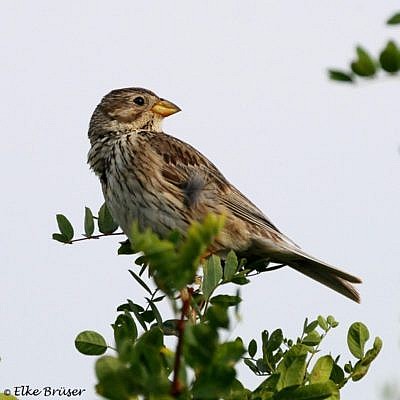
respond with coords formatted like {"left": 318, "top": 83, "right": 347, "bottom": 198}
{"left": 51, "top": 205, "right": 382, "bottom": 400}
{"left": 328, "top": 11, "right": 400, "bottom": 83}
{"left": 52, "top": 204, "right": 125, "bottom": 245}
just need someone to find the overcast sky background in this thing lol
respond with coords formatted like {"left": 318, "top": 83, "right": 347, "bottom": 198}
{"left": 1, "top": 1, "right": 399, "bottom": 399}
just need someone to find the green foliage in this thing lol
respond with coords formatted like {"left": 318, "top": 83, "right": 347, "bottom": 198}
{"left": 347, "top": 321, "right": 369, "bottom": 359}
{"left": 75, "top": 330, "right": 108, "bottom": 356}
{"left": 0, "top": 394, "right": 18, "bottom": 400}
{"left": 84, "top": 206, "right": 95, "bottom": 237}
{"left": 202, "top": 255, "right": 223, "bottom": 299}
{"left": 54, "top": 209, "right": 382, "bottom": 399}
{"left": 387, "top": 12, "right": 400, "bottom": 25}
{"left": 129, "top": 213, "right": 225, "bottom": 294}
{"left": 52, "top": 214, "right": 74, "bottom": 243}
{"left": 98, "top": 203, "right": 119, "bottom": 234}
{"left": 52, "top": 203, "right": 124, "bottom": 244}
{"left": 327, "top": 70, "right": 353, "bottom": 83}
{"left": 246, "top": 315, "right": 381, "bottom": 398}
{"left": 328, "top": 11, "right": 400, "bottom": 83}
{"left": 351, "top": 46, "right": 376, "bottom": 77}
{"left": 380, "top": 41, "right": 400, "bottom": 73}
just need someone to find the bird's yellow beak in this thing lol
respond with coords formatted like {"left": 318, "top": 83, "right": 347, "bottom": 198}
{"left": 151, "top": 99, "right": 181, "bottom": 117}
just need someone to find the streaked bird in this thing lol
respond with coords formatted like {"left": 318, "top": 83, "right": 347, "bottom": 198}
{"left": 88, "top": 87, "right": 361, "bottom": 302}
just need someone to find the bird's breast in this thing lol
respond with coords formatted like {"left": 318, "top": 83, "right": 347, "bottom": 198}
{"left": 99, "top": 135, "right": 189, "bottom": 238}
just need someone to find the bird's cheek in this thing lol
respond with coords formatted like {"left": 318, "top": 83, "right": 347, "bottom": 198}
{"left": 108, "top": 109, "right": 137, "bottom": 123}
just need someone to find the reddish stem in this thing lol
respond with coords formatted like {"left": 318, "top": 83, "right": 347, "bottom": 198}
{"left": 171, "top": 288, "right": 192, "bottom": 397}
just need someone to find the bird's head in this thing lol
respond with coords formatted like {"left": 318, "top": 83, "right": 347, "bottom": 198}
{"left": 89, "top": 87, "right": 181, "bottom": 137}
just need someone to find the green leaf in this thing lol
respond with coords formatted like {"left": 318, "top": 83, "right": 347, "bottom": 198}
{"left": 152, "top": 295, "right": 166, "bottom": 303}
{"left": 98, "top": 203, "right": 118, "bottom": 234}
{"left": 344, "top": 362, "right": 352, "bottom": 373}
{"left": 350, "top": 336, "right": 382, "bottom": 382}
{"left": 304, "top": 320, "right": 319, "bottom": 334}
{"left": 95, "top": 356, "right": 135, "bottom": 400}
{"left": 125, "top": 300, "right": 144, "bottom": 313}
{"left": 146, "top": 298, "right": 163, "bottom": 327}
{"left": 95, "top": 355, "right": 125, "bottom": 380}
{"left": 256, "top": 358, "right": 268, "bottom": 373}
{"left": 184, "top": 323, "right": 217, "bottom": 368}
{"left": 347, "top": 322, "right": 369, "bottom": 359}
{"left": 244, "top": 358, "right": 259, "bottom": 374}
{"left": 129, "top": 269, "right": 152, "bottom": 295}
{"left": 266, "top": 329, "right": 283, "bottom": 352}
{"left": 56, "top": 214, "right": 74, "bottom": 241}
{"left": 215, "top": 338, "right": 245, "bottom": 364}
{"left": 274, "top": 381, "right": 338, "bottom": 400}
{"left": 350, "top": 336, "right": 381, "bottom": 382}
{"left": 176, "top": 213, "right": 225, "bottom": 284}
{"left": 52, "top": 233, "right": 70, "bottom": 243}
{"left": 317, "top": 315, "right": 329, "bottom": 331}
{"left": 127, "top": 300, "right": 148, "bottom": 331}
{"left": 224, "top": 250, "right": 238, "bottom": 281}
{"left": 261, "top": 330, "right": 269, "bottom": 356}
{"left": 329, "top": 363, "right": 345, "bottom": 385}
{"left": 75, "top": 330, "right": 107, "bottom": 355}
{"left": 328, "top": 69, "right": 353, "bottom": 82}
{"left": 351, "top": 46, "right": 376, "bottom": 77}
{"left": 253, "top": 373, "right": 280, "bottom": 394}
{"left": 278, "top": 354, "right": 307, "bottom": 388}
{"left": 129, "top": 215, "right": 224, "bottom": 293}
{"left": 303, "top": 317, "right": 309, "bottom": 333}
{"left": 210, "top": 294, "right": 241, "bottom": 307}
{"left": 206, "top": 304, "right": 229, "bottom": 329}
{"left": 361, "top": 336, "right": 383, "bottom": 365}
{"left": 141, "top": 310, "right": 155, "bottom": 323}
{"left": 112, "top": 312, "right": 138, "bottom": 349}
{"left": 192, "top": 362, "right": 237, "bottom": 398}
{"left": 228, "top": 379, "right": 252, "bottom": 399}
{"left": 84, "top": 207, "right": 94, "bottom": 237}
{"left": 161, "top": 319, "right": 179, "bottom": 336}
{"left": 387, "top": 12, "right": 400, "bottom": 25}
{"left": 310, "top": 355, "right": 334, "bottom": 383}
{"left": 248, "top": 339, "right": 257, "bottom": 358}
{"left": 379, "top": 40, "right": 400, "bottom": 73}
{"left": 255, "top": 374, "right": 279, "bottom": 400}
{"left": 202, "top": 255, "right": 223, "bottom": 299}
{"left": 117, "top": 240, "right": 135, "bottom": 255}
{"left": 137, "top": 326, "right": 164, "bottom": 349}
{"left": 326, "top": 316, "right": 339, "bottom": 328}
{"left": 276, "top": 344, "right": 308, "bottom": 390}
{"left": 230, "top": 273, "right": 250, "bottom": 285}
{"left": 303, "top": 330, "right": 322, "bottom": 346}
{"left": 351, "top": 360, "right": 369, "bottom": 382}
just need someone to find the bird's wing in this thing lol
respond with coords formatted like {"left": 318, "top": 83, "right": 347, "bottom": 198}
{"left": 148, "top": 132, "right": 289, "bottom": 238}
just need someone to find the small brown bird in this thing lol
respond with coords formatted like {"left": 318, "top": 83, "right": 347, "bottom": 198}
{"left": 88, "top": 87, "right": 361, "bottom": 302}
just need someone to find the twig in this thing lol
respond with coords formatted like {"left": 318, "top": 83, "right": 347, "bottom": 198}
{"left": 246, "top": 264, "right": 286, "bottom": 277}
{"left": 171, "top": 288, "right": 192, "bottom": 397}
{"left": 145, "top": 287, "right": 160, "bottom": 312}
{"left": 69, "top": 232, "right": 125, "bottom": 243}
{"left": 304, "top": 327, "right": 330, "bottom": 374}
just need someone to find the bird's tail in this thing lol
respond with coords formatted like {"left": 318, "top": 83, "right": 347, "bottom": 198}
{"left": 287, "top": 248, "right": 362, "bottom": 303}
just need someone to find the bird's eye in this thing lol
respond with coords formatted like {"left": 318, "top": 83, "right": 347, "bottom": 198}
{"left": 133, "top": 96, "right": 145, "bottom": 106}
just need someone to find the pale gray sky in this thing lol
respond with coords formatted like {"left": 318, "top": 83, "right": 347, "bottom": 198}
{"left": 1, "top": 1, "right": 399, "bottom": 399}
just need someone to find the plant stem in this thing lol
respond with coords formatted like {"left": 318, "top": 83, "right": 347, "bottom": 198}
{"left": 145, "top": 288, "right": 160, "bottom": 312}
{"left": 171, "top": 288, "right": 192, "bottom": 397}
{"left": 69, "top": 232, "right": 125, "bottom": 243}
